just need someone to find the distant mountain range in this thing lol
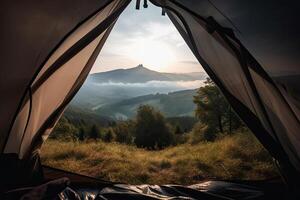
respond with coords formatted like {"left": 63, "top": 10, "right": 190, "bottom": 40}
{"left": 89, "top": 64, "right": 206, "bottom": 83}
{"left": 66, "top": 65, "right": 206, "bottom": 121}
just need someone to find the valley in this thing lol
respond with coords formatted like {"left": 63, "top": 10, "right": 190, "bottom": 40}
{"left": 67, "top": 64, "right": 207, "bottom": 121}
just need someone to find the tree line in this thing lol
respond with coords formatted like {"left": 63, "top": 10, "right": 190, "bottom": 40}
{"left": 50, "top": 78, "right": 244, "bottom": 149}
{"left": 192, "top": 78, "right": 243, "bottom": 142}
{"left": 51, "top": 105, "right": 179, "bottom": 149}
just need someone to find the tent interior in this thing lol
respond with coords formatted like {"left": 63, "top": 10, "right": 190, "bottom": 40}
{"left": 0, "top": 0, "right": 299, "bottom": 199}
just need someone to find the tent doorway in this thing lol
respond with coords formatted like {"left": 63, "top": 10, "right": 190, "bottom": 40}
{"left": 40, "top": 0, "right": 278, "bottom": 186}
{"left": 1, "top": 0, "right": 299, "bottom": 199}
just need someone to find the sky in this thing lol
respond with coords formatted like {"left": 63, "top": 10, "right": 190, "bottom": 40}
{"left": 91, "top": 1, "right": 203, "bottom": 74}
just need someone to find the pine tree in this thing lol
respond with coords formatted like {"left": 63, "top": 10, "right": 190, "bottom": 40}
{"left": 104, "top": 129, "right": 115, "bottom": 142}
{"left": 89, "top": 124, "right": 99, "bottom": 140}
{"left": 78, "top": 127, "right": 85, "bottom": 141}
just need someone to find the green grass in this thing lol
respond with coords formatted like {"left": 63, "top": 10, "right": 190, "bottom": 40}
{"left": 41, "top": 132, "right": 278, "bottom": 185}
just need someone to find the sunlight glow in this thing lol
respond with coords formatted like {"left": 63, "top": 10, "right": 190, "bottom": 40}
{"left": 128, "top": 39, "right": 175, "bottom": 71}
{"left": 92, "top": 1, "right": 203, "bottom": 73}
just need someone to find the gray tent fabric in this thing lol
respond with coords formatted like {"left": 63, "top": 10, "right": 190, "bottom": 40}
{"left": 0, "top": 0, "right": 130, "bottom": 158}
{"left": 0, "top": 0, "right": 105, "bottom": 151}
{"left": 150, "top": 0, "right": 300, "bottom": 188}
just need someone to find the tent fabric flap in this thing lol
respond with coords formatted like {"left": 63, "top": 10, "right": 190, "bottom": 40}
{"left": 0, "top": 0, "right": 108, "bottom": 152}
{"left": 150, "top": 0, "right": 300, "bottom": 186}
{"left": 1, "top": 0, "right": 130, "bottom": 159}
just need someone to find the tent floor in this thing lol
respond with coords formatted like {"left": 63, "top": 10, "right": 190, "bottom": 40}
{"left": 42, "top": 165, "right": 287, "bottom": 200}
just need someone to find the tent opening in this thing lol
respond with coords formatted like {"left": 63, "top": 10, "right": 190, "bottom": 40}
{"left": 1, "top": 0, "right": 299, "bottom": 199}
{"left": 40, "top": 1, "right": 279, "bottom": 185}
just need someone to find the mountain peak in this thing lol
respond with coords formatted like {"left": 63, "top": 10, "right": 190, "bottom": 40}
{"left": 133, "top": 64, "right": 148, "bottom": 70}
{"left": 128, "top": 64, "right": 154, "bottom": 73}
{"left": 90, "top": 64, "right": 206, "bottom": 83}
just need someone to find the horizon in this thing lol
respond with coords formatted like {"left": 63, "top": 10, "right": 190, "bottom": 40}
{"left": 89, "top": 64, "right": 205, "bottom": 75}
{"left": 91, "top": 1, "right": 204, "bottom": 74}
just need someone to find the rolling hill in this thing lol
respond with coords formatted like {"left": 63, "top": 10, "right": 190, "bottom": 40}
{"left": 63, "top": 105, "right": 113, "bottom": 127}
{"left": 70, "top": 65, "right": 206, "bottom": 110}
{"left": 95, "top": 89, "right": 197, "bottom": 120}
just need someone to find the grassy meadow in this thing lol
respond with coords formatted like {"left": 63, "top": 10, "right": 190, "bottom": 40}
{"left": 41, "top": 131, "right": 278, "bottom": 185}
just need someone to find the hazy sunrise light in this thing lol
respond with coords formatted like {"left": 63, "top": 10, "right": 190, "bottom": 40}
{"left": 92, "top": 1, "right": 203, "bottom": 73}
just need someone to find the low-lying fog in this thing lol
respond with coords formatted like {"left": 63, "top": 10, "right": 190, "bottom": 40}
{"left": 72, "top": 80, "right": 206, "bottom": 109}
{"left": 92, "top": 80, "right": 205, "bottom": 90}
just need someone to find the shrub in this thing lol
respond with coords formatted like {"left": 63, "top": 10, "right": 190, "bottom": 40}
{"left": 103, "top": 128, "right": 116, "bottom": 142}
{"left": 174, "top": 124, "right": 183, "bottom": 135}
{"left": 189, "top": 122, "right": 219, "bottom": 143}
{"left": 88, "top": 124, "right": 101, "bottom": 140}
{"left": 50, "top": 117, "right": 78, "bottom": 141}
{"left": 113, "top": 121, "right": 135, "bottom": 144}
{"left": 134, "top": 105, "right": 174, "bottom": 149}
